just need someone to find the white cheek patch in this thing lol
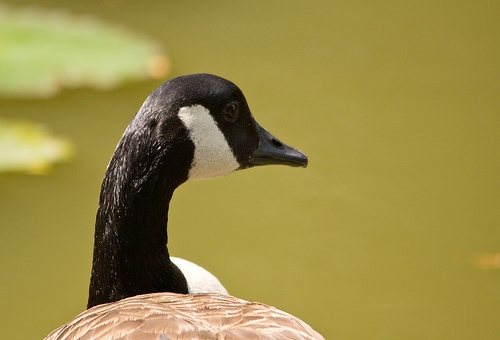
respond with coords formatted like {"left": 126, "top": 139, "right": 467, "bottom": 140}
{"left": 178, "top": 105, "right": 240, "bottom": 180}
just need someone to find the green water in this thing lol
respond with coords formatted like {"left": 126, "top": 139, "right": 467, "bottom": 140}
{"left": 1, "top": 1, "right": 499, "bottom": 339}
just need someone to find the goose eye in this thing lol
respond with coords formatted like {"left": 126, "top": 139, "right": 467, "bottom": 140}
{"left": 223, "top": 102, "right": 239, "bottom": 123}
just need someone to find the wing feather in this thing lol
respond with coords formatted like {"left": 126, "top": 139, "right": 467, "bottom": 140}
{"left": 45, "top": 293, "right": 324, "bottom": 340}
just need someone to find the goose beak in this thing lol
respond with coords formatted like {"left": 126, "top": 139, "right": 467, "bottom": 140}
{"left": 249, "top": 122, "right": 308, "bottom": 168}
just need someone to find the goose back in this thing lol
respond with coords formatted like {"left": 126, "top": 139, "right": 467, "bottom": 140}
{"left": 46, "top": 293, "right": 323, "bottom": 340}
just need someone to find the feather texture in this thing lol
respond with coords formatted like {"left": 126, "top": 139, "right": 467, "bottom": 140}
{"left": 45, "top": 293, "right": 323, "bottom": 340}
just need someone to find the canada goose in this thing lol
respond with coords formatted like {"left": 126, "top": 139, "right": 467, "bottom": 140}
{"left": 45, "top": 74, "right": 323, "bottom": 339}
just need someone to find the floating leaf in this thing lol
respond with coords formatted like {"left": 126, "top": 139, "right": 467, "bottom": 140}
{"left": 0, "top": 118, "right": 74, "bottom": 174}
{"left": 0, "top": 4, "right": 170, "bottom": 98}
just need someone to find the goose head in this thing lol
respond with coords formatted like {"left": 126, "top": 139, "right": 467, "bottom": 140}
{"left": 132, "top": 73, "right": 307, "bottom": 182}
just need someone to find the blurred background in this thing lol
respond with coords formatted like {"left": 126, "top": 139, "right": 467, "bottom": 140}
{"left": 1, "top": 1, "right": 499, "bottom": 339}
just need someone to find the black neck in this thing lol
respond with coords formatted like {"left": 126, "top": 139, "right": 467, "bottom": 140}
{"left": 87, "top": 116, "right": 193, "bottom": 308}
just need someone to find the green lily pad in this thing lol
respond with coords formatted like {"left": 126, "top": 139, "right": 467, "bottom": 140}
{"left": 0, "top": 4, "right": 170, "bottom": 98}
{"left": 0, "top": 118, "right": 74, "bottom": 174}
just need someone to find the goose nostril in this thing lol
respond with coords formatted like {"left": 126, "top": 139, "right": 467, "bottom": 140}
{"left": 270, "top": 137, "right": 284, "bottom": 149}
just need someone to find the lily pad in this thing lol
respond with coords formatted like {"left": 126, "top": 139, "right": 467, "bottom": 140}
{"left": 0, "top": 4, "right": 170, "bottom": 98}
{"left": 0, "top": 118, "right": 74, "bottom": 174}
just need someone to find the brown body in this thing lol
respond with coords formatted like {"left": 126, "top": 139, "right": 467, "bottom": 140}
{"left": 45, "top": 293, "right": 323, "bottom": 340}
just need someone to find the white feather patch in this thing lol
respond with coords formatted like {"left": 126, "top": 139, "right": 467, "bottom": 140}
{"left": 178, "top": 105, "right": 240, "bottom": 180}
{"left": 170, "top": 257, "right": 228, "bottom": 295}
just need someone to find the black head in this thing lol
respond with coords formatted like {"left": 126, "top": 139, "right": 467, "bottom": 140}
{"left": 137, "top": 73, "right": 307, "bottom": 181}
